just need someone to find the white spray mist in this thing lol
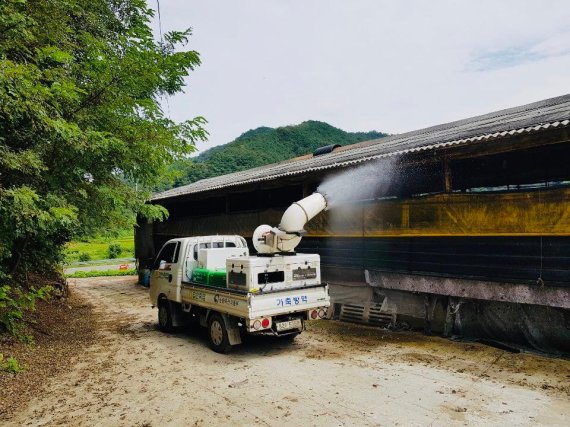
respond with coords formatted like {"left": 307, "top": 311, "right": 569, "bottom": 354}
{"left": 317, "top": 157, "right": 399, "bottom": 209}
{"left": 315, "top": 157, "right": 399, "bottom": 234}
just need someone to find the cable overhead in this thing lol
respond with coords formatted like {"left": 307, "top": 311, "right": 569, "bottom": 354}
{"left": 156, "top": 0, "right": 171, "bottom": 118}
{"left": 156, "top": 0, "right": 164, "bottom": 43}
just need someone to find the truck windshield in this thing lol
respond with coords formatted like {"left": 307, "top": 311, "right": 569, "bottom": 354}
{"left": 154, "top": 242, "right": 179, "bottom": 269}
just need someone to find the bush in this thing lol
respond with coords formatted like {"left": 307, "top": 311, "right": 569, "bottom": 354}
{"left": 107, "top": 243, "right": 122, "bottom": 259}
{"left": 0, "top": 354, "right": 25, "bottom": 374}
{"left": 0, "top": 285, "right": 50, "bottom": 339}
{"left": 78, "top": 252, "right": 91, "bottom": 262}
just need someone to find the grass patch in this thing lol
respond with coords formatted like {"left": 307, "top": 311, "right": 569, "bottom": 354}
{"left": 66, "top": 269, "right": 137, "bottom": 278}
{"left": 66, "top": 259, "right": 134, "bottom": 268}
{"left": 0, "top": 354, "right": 25, "bottom": 374}
{"left": 65, "top": 229, "right": 134, "bottom": 263}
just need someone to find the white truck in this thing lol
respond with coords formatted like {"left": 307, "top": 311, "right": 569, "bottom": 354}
{"left": 149, "top": 192, "right": 331, "bottom": 353}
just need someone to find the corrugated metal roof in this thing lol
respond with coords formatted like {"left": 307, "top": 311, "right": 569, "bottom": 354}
{"left": 153, "top": 94, "right": 570, "bottom": 201}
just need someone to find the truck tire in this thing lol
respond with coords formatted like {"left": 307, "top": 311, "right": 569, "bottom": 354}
{"left": 158, "top": 299, "right": 173, "bottom": 332}
{"left": 208, "top": 313, "right": 232, "bottom": 353}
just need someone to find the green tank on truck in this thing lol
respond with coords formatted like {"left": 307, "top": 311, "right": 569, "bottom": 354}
{"left": 192, "top": 267, "right": 227, "bottom": 288}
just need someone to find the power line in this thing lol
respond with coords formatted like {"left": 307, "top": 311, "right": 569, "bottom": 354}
{"left": 156, "top": 0, "right": 170, "bottom": 118}
{"left": 156, "top": 0, "right": 164, "bottom": 42}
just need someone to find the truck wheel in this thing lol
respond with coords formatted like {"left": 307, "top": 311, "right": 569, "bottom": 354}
{"left": 208, "top": 313, "right": 232, "bottom": 353}
{"left": 158, "top": 299, "right": 173, "bottom": 332}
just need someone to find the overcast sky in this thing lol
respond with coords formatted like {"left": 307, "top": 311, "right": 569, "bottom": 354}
{"left": 151, "top": 0, "right": 570, "bottom": 153}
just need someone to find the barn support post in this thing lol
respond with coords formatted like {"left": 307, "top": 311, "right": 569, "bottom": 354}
{"left": 443, "top": 156, "right": 452, "bottom": 193}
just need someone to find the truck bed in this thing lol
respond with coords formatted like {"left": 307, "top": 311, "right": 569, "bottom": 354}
{"left": 180, "top": 281, "right": 329, "bottom": 319}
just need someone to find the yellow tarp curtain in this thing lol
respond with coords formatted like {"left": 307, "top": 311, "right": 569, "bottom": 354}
{"left": 160, "top": 188, "right": 570, "bottom": 238}
{"left": 306, "top": 187, "right": 570, "bottom": 237}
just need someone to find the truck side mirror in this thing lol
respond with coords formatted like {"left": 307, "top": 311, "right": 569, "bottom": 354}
{"left": 159, "top": 260, "right": 166, "bottom": 270}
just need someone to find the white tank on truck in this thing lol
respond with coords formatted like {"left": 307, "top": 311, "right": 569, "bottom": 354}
{"left": 149, "top": 193, "right": 331, "bottom": 353}
{"left": 226, "top": 192, "right": 327, "bottom": 292}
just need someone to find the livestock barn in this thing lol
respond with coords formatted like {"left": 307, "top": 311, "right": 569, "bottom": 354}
{"left": 136, "top": 95, "right": 570, "bottom": 353}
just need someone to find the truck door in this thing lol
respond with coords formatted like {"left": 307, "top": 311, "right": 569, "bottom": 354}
{"left": 184, "top": 243, "right": 198, "bottom": 281}
{"left": 150, "top": 241, "right": 180, "bottom": 301}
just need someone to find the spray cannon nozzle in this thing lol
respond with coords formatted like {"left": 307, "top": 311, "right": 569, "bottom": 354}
{"left": 316, "top": 191, "right": 330, "bottom": 211}
{"left": 253, "top": 192, "right": 328, "bottom": 254}
{"left": 279, "top": 192, "right": 327, "bottom": 234}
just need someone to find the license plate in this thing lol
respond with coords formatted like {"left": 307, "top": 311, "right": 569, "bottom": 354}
{"left": 276, "top": 318, "right": 302, "bottom": 332}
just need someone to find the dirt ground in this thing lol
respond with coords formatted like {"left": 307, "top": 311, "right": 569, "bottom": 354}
{"left": 2, "top": 276, "right": 569, "bottom": 426}
{"left": 0, "top": 288, "right": 98, "bottom": 420}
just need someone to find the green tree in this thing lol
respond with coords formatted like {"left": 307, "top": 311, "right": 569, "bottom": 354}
{"left": 0, "top": 0, "right": 206, "bottom": 334}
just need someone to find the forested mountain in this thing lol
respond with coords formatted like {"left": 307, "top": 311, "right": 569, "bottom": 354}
{"left": 159, "top": 121, "right": 388, "bottom": 190}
